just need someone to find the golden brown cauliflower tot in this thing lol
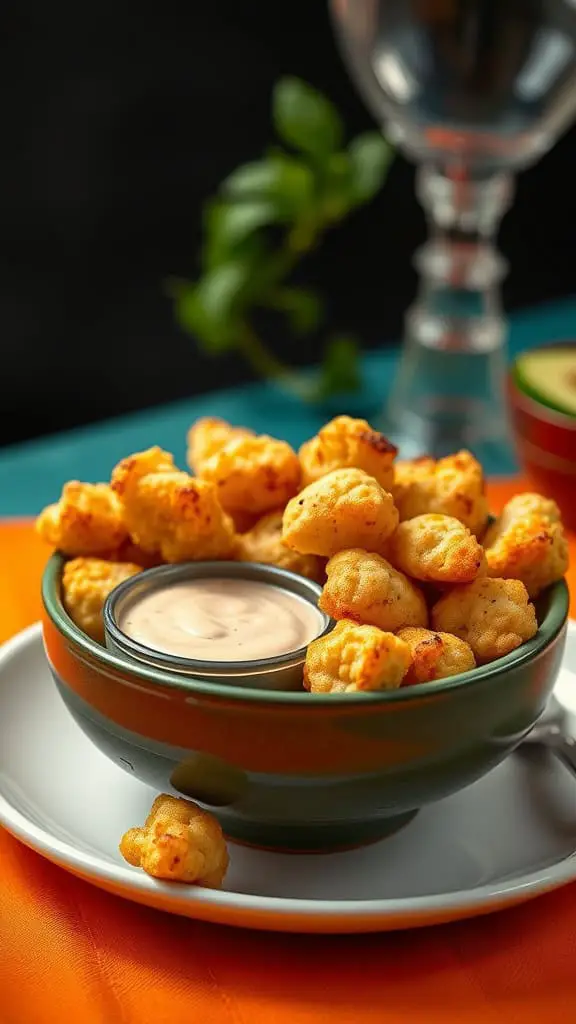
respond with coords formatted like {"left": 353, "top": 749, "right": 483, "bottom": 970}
{"left": 393, "top": 450, "right": 489, "bottom": 536}
{"left": 236, "top": 510, "right": 325, "bottom": 582}
{"left": 299, "top": 415, "right": 397, "bottom": 490}
{"left": 483, "top": 492, "right": 561, "bottom": 548}
{"left": 196, "top": 435, "right": 301, "bottom": 517}
{"left": 119, "top": 794, "right": 229, "bottom": 887}
{"left": 111, "top": 446, "right": 236, "bottom": 562}
{"left": 282, "top": 468, "right": 398, "bottom": 558}
{"left": 319, "top": 549, "right": 428, "bottom": 632}
{"left": 388, "top": 513, "right": 486, "bottom": 583}
{"left": 397, "top": 627, "right": 476, "bottom": 685}
{"left": 187, "top": 417, "right": 254, "bottom": 474}
{"left": 484, "top": 514, "right": 568, "bottom": 597}
{"left": 62, "top": 557, "right": 142, "bottom": 642}
{"left": 304, "top": 619, "right": 411, "bottom": 693}
{"left": 431, "top": 577, "right": 538, "bottom": 663}
{"left": 36, "top": 482, "right": 128, "bottom": 556}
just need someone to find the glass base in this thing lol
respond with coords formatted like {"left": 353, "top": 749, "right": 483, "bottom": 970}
{"left": 377, "top": 403, "right": 518, "bottom": 477}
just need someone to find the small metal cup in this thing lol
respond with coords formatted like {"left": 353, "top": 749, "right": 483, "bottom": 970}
{"left": 103, "top": 561, "right": 333, "bottom": 691}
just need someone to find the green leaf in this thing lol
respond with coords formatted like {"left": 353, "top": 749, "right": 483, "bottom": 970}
{"left": 222, "top": 155, "right": 315, "bottom": 217}
{"left": 318, "top": 335, "right": 362, "bottom": 397}
{"left": 273, "top": 77, "right": 344, "bottom": 158}
{"left": 202, "top": 199, "right": 276, "bottom": 271}
{"left": 175, "top": 262, "right": 251, "bottom": 352}
{"left": 347, "top": 133, "right": 394, "bottom": 204}
{"left": 268, "top": 287, "right": 323, "bottom": 335}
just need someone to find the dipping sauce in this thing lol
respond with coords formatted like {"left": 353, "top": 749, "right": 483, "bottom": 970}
{"left": 119, "top": 577, "right": 325, "bottom": 662}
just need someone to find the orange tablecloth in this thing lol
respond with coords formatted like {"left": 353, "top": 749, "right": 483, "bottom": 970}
{"left": 1, "top": 481, "right": 576, "bottom": 1024}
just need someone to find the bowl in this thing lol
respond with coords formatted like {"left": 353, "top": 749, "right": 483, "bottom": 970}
{"left": 42, "top": 553, "right": 569, "bottom": 853}
{"left": 103, "top": 561, "right": 332, "bottom": 692}
{"left": 509, "top": 345, "right": 576, "bottom": 531}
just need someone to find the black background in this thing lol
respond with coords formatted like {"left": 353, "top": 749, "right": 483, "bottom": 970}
{"left": 2, "top": 1, "right": 576, "bottom": 447}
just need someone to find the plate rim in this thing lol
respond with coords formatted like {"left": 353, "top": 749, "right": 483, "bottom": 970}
{"left": 1, "top": 621, "right": 576, "bottom": 927}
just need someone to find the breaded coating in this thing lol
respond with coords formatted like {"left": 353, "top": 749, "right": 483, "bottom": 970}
{"left": 119, "top": 794, "right": 229, "bottom": 887}
{"left": 483, "top": 492, "right": 561, "bottom": 548}
{"left": 397, "top": 627, "right": 476, "bottom": 685}
{"left": 196, "top": 435, "right": 301, "bottom": 517}
{"left": 319, "top": 549, "right": 428, "bottom": 632}
{"left": 431, "top": 577, "right": 538, "bottom": 663}
{"left": 187, "top": 416, "right": 254, "bottom": 474}
{"left": 299, "top": 415, "right": 397, "bottom": 490}
{"left": 304, "top": 619, "right": 411, "bottom": 693}
{"left": 388, "top": 513, "right": 486, "bottom": 583}
{"left": 484, "top": 514, "right": 569, "bottom": 598}
{"left": 111, "top": 446, "right": 236, "bottom": 562}
{"left": 393, "top": 450, "right": 489, "bottom": 536}
{"left": 36, "top": 482, "right": 128, "bottom": 556}
{"left": 62, "top": 557, "right": 142, "bottom": 642}
{"left": 236, "top": 510, "right": 325, "bottom": 582}
{"left": 282, "top": 469, "right": 398, "bottom": 558}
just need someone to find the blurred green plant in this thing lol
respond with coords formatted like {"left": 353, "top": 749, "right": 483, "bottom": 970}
{"left": 171, "top": 76, "right": 393, "bottom": 401}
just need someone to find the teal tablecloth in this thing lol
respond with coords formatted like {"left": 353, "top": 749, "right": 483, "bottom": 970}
{"left": 2, "top": 297, "right": 576, "bottom": 516}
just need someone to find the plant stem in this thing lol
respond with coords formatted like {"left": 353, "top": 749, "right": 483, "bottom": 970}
{"left": 236, "top": 324, "right": 316, "bottom": 401}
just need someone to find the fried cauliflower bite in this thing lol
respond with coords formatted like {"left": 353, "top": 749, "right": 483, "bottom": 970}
{"left": 299, "top": 415, "right": 397, "bottom": 490}
{"left": 111, "top": 446, "right": 236, "bottom": 562}
{"left": 36, "top": 482, "right": 128, "bottom": 556}
{"left": 319, "top": 549, "right": 428, "bottom": 632}
{"left": 282, "top": 468, "right": 398, "bottom": 558}
{"left": 236, "top": 510, "right": 326, "bottom": 582}
{"left": 393, "top": 450, "right": 489, "bottom": 536}
{"left": 304, "top": 619, "right": 411, "bottom": 694}
{"left": 397, "top": 627, "right": 476, "bottom": 685}
{"left": 431, "top": 577, "right": 538, "bottom": 663}
{"left": 483, "top": 492, "right": 561, "bottom": 548}
{"left": 187, "top": 417, "right": 254, "bottom": 474}
{"left": 62, "top": 557, "right": 142, "bottom": 642}
{"left": 119, "top": 794, "right": 229, "bottom": 887}
{"left": 484, "top": 514, "right": 569, "bottom": 598}
{"left": 196, "top": 435, "right": 301, "bottom": 517}
{"left": 388, "top": 513, "right": 486, "bottom": 583}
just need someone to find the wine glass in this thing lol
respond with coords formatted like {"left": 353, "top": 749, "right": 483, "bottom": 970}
{"left": 330, "top": 0, "right": 576, "bottom": 472}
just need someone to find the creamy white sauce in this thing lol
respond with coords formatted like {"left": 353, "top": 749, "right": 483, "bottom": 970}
{"left": 120, "top": 577, "right": 323, "bottom": 662}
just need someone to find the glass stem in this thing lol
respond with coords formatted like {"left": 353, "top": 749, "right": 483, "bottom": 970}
{"left": 384, "top": 164, "right": 517, "bottom": 474}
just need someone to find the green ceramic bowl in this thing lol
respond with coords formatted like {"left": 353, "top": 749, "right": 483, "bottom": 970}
{"left": 42, "top": 553, "right": 569, "bottom": 853}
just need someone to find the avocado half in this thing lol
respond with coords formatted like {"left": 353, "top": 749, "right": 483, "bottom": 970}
{"left": 513, "top": 346, "right": 576, "bottom": 418}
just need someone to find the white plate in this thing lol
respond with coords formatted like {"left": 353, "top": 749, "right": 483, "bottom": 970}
{"left": 1, "top": 623, "right": 576, "bottom": 934}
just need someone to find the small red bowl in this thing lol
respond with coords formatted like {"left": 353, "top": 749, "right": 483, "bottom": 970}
{"left": 508, "top": 358, "right": 576, "bottom": 531}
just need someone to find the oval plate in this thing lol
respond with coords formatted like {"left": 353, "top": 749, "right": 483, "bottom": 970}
{"left": 1, "top": 623, "right": 576, "bottom": 934}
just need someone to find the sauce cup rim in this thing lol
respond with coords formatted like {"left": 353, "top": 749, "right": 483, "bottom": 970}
{"left": 103, "top": 560, "right": 332, "bottom": 676}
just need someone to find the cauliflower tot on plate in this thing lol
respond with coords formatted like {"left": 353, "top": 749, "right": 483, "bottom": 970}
{"left": 299, "top": 415, "right": 397, "bottom": 490}
{"left": 388, "top": 513, "right": 486, "bottom": 583}
{"left": 431, "top": 577, "right": 538, "bottom": 663}
{"left": 111, "top": 447, "right": 236, "bottom": 563}
{"left": 393, "top": 450, "right": 489, "bottom": 536}
{"left": 397, "top": 627, "right": 476, "bottom": 685}
{"left": 120, "top": 794, "right": 229, "bottom": 887}
{"left": 282, "top": 468, "right": 398, "bottom": 558}
{"left": 320, "top": 549, "right": 428, "bottom": 632}
{"left": 62, "top": 557, "right": 143, "bottom": 643}
{"left": 304, "top": 619, "right": 411, "bottom": 693}
{"left": 36, "top": 482, "right": 128, "bottom": 557}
